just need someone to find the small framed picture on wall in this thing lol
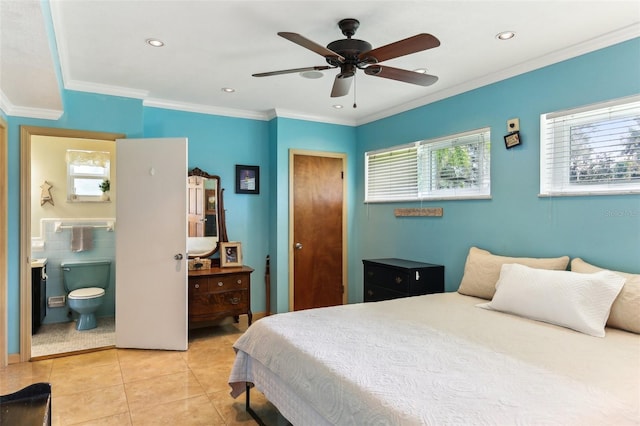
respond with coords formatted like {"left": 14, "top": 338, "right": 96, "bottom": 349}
{"left": 235, "top": 165, "right": 260, "bottom": 194}
{"left": 504, "top": 131, "right": 522, "bottom": 149}
{"left": 220, "top": 241, "right": 243, "bottom": 267}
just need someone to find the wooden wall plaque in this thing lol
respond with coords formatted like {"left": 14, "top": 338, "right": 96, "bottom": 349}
{"left": 394, "top": 208, "right": 443, "bottom": 217}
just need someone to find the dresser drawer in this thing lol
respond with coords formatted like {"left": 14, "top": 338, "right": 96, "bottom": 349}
{"left": 208, "top": 290, "right": 248, "bottom": 313}
{"left": 209, "top": 274, "right": 249, "bottom": 292}
{"left": 189, "top": 290, "right": 248, "bottom": 316}
{"left": 189, "top": 277, "right": 209, "bottom": 295}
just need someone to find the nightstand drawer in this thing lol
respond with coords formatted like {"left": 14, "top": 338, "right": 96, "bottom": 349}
{"left": 364, "top": 284, "right": 405, "bottom": 302}
{"left": 365, "top": 264, "right": 410, "bottom": 293}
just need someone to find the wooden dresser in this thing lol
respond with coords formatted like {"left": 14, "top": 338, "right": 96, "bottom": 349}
{"left": 188, "top": 265, "right": 253, "bottom": 328}
{"left": 363, "top": 258, "right": 444, "bottom": 302}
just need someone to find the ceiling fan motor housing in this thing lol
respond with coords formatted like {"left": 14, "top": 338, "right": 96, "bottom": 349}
{"left": 325, "top": 39, "right": 373, "bottom": 67}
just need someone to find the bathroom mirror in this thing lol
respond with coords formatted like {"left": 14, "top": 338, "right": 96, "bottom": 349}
{"left": 187, "top": 167, "right": 228, "bottom": 258}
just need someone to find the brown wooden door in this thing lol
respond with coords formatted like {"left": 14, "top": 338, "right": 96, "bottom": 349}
{"left": 292, "top": 152, "right": 345, "bottom": 311}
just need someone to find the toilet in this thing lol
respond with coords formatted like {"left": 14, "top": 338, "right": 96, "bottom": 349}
{"left": 61, "top": 260, "right": 111, "bottom": 331}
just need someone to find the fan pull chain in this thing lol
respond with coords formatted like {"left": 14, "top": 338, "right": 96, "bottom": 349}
{"left": 353, "top": 73, "right": 357, "bottom": 109}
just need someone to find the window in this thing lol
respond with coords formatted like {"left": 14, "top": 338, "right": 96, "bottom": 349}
{"left": 66, "top": 150, "right": 111, "bottom": 202}
{"left": 540, "top": 95, "right": 640, "bottom": 196}
{"left": 365, "top": 128, "right": 491, "bottom": 202}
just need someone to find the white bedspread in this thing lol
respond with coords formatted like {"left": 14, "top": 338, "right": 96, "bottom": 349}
{"left": 229, "top": 293, "right": 640, "bottom": 425}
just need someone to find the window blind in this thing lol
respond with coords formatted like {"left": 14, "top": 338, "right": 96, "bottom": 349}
{"left": 365, "top": 127, "right": 491, "bottom": 202}
{"left": 365, "top": 144, "right": 418, "bottom": 201}
{"left": 540, "top": 95, "right": 640, "bottom": 196}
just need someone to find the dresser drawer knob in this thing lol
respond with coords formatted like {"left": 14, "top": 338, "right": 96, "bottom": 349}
{"left": 367, "top": 290, "right": 374, "bottom": 296}
{"left": 217, "top": 281, "right": 224, "bottom": 287}
{"left": 194, "top": 284, "right": 199, "bottom": 289}
{"left": 230, "top": 297, "right": 240, "bottom": 305}
{"left": 237, "top": 279, "right": 242, "bottom": 284}
{"left": 395, "top": 276, "right": 403, "bottom": 284}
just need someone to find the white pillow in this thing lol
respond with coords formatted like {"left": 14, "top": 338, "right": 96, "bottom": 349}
{"left": 478, "top": 263, "right": 626, "bottom": 337}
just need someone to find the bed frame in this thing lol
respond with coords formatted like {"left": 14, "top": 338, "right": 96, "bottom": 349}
{"left": 245, "top": 384, "right": 268, "bottom": 426}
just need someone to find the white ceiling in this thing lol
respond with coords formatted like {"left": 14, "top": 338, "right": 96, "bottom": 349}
{"left": 1, "top": 1, "right": 639, "bottom": 125}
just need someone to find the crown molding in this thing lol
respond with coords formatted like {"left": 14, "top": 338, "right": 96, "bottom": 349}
{"left": 64, "top": 79, "right": 149, "bottom": 100}
{"left": 143, "top": 98, "right": 270, "bottom": 121}
{"left": 271, "top": 108, "right": 355, "bottom": 126}
{"left": 0, "top": 91, "right": 63, "bottom": 120}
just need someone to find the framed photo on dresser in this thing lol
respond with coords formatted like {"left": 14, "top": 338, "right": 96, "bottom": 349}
{"left": 221, "top": 242, "right": 243, "bottom": 267}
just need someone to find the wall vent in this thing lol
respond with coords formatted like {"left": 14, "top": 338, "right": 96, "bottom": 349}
{"left": 48, "top": 296, "right": 66, "bottom": 308}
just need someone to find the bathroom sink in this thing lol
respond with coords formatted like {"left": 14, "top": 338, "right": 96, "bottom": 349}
{"left": 31, "top": 258, "right": 47, "bottom": 268}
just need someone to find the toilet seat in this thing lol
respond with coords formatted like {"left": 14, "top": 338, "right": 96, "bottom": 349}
{"left": 68, "top": 287, "right": 105, "bottom": 300}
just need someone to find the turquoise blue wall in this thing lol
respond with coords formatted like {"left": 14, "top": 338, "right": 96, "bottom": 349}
{"left": 355, "top": 38, "right": 640, "bottom": 294}
{"left": 269, "top": 118, "right": 357, "bottom": 313}
{"left": 143, "top": 107, "right": 272, "bottom": 308}
{"left": 4, "top": 39, "right": 639, "bottom": 356}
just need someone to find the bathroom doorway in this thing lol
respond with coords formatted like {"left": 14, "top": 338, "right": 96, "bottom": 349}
{"left": 20, "top": 126, "right": 124, "bottom": 361}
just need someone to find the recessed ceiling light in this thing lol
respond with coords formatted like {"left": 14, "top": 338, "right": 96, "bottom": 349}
{"left": 300, "top": 71, "right": 324, "bottom": 79}
{"left": 333, "top": 105, "right": 343, "bottom": 109}
{"left": 221, "top": 87, "right": 235, "bottom": 93}
{"left": 496, "top": 31, "right": 515, "bottom": 41}
{"left": 146, "top": 38, "right": 165, "bottom": 47}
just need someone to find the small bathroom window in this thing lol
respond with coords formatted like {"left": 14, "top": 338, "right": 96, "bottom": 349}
{"left": 66, "top": 150, "right": 111, "bottom": 202}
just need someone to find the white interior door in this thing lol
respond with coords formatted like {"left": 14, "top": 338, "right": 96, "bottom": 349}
{"left": 115, "top": 137, "right": 188, "bottom": 350}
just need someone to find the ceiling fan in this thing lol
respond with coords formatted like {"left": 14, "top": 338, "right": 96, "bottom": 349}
{"left": 253, "top": 18, "right": 441, "bottom": 98}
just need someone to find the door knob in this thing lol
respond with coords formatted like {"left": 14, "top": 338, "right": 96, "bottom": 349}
{"left": 295, "top": 242, "right": 303, "bottom": 250}
{"left": 174, "top": 253, "right": 184, "bottom": 260}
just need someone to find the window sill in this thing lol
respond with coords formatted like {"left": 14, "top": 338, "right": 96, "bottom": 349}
{"left": 365, "top": 195, "right": 492, "bottom": 203}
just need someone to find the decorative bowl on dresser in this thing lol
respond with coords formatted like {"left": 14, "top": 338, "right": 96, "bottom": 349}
{"left": 188, "top": 265, "right": 253, "bottom": 328}
{"left": 363, "top": 258, "right": 444, "bottom": 302}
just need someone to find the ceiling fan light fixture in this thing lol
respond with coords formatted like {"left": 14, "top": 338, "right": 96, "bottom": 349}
{"left": 496, "top": 31, "right": 516, "bottom": 40}
{"left": 300, "top": 71, "right": 324, "bottom": 79}
{"left": 337, "top": 72, "right": 354, "bottom": 79}
{"left": 145, "top": 38, "right": 165, "bottom": 47}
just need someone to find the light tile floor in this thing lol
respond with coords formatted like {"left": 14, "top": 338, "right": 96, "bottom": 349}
{"left": 1, "top": 319, "right": 286, "bottom": 425}
{"left": 32, "top": 317, "right": 116, "bottom": 358}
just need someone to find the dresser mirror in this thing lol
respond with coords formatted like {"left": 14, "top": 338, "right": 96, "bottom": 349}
{"left": 187, "top": 167, "right": 228, "bottom": 258}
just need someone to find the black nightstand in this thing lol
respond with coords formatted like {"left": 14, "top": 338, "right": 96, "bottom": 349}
{"left": 363, "top": 258, "right": 444, "bottom": 302}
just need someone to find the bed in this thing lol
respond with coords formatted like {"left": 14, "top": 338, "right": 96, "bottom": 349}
{"left": 229, "top": 249, "right": 640, "bottom": 425}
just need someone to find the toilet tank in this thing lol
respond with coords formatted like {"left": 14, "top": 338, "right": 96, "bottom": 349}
{"left": 61, "top": 260, "right": 111, "bottom": 292}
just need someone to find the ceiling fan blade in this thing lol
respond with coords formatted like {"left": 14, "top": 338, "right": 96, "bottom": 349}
{"left": 253, "top": 65, "right": 334, "bottom": 77}
{"left": 278, "top": 32, "right": 345, "bottom": 61}
{"left": 359, "top": 34, "right": 440, "bottom": 63}
{"left": 364, "top": 65, "right": 438, "bottom": 86}
{"left": 330, "top": 74, "right": 353, "bottom": 97}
